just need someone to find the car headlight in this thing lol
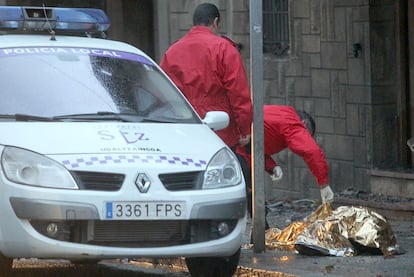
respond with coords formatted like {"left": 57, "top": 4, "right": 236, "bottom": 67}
{"left": 203, "top": 148, "right": 243, "bottom": 189}
{"left": 1, "top": 146, "right": 78, "bottom": 189}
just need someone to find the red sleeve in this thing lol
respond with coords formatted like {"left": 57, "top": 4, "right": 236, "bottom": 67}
{"left": 264, "top": 154, "right": 276, "bottom": 174}
{"left": 283, "top": 124, "right": 329, "bottom": 185}
{"left": 219, "top": 43, "right": 252, "bottom": 136}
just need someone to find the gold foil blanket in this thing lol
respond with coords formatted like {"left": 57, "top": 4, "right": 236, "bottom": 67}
{"left": 263, "top": 203, "right": 401, "bottom": 257}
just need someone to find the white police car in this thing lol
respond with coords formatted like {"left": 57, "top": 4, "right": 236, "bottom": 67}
{"left": 0, "top": 6, "right": 247, "bottom": 276}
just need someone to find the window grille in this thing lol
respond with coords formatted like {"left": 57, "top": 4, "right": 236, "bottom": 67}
{"left": 263, "top": 0, "right": 289, "bottom": 55}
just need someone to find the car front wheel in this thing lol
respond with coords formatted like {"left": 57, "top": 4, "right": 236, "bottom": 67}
{"left": 185, "top": 248, "right": 240, "bottom": 277}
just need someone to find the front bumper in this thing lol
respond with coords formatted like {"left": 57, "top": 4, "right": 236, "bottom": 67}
{"left": 2, "top": 197, "right": 246, "bottom": 259}
{"left": 10, "top": 197, "right": 246, "bottom": 220}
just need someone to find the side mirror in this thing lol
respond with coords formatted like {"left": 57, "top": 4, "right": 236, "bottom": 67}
{"left": 202, "top": 111, "right": 229, "bottom": 131}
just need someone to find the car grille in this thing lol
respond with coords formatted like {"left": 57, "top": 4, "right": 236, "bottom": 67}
{"left": 159, "top": 171, "right": 204, "bottom": 191}
{"left": 90, "top": 220, "right": 189, "bottom": 247}
{"left": 30, "top": 219, "right": 238, "bottom": 247}
{"left": 70, "top": 171, "right": 125, "bottom": 191}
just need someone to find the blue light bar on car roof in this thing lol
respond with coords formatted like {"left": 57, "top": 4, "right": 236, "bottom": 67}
{"left": 0, "top": 6, "right": 110, "bottom": 33}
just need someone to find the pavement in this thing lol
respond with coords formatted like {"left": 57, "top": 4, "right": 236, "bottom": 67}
{"left": 131, "top": 195, "right": 414, "bottom": 276}
{"left": 236, "top": 197, "right": 414, "bottom": 277}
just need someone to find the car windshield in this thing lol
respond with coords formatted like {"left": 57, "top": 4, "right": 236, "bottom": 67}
{"left": 0, "top": 47, "right": 199, "bottom": 123}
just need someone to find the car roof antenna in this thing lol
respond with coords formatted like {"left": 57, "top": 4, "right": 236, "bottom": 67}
{"left": 42, "top": 3, "right": 56, "bottom": 41}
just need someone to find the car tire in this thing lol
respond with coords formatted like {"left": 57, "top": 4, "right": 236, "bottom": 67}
{"left": 0, "top": 254, "right": 13, "bottom": 275}
{"left": 185, "top": 248, "right": 240, "bottom": 277}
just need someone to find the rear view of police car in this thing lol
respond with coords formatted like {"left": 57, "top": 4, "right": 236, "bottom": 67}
{"left": 0, "top": 6, "right": 246, "bottom": 277}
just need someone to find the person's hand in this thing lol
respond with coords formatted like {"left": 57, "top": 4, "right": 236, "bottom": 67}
{"left": 320, "top": 185, "right": 334, "bottom": 203}
{"left": 270, "top": 166, "right": 283, "bottom": 182}
{"left": 239, "top": 134, "right": 250, "bottom": 146}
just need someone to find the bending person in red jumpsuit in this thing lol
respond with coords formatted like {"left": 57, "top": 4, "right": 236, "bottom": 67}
{"left": 160, "top": 3, "right": 253, "bottom": 150}
{"left": 238, "top": 105, "right": 334, "bottom": 228}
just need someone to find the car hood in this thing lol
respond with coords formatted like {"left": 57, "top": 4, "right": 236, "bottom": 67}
{"left": 0, "top": 122, "right": 225, "bottom": 157}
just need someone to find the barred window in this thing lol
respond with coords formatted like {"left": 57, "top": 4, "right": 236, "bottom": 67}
{"left": 263, "top": 0, "right": 289, "bottom": 55}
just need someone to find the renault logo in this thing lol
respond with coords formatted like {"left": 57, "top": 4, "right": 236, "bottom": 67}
{"left": 135, "top": 173, "right": 151, "bottom": 193}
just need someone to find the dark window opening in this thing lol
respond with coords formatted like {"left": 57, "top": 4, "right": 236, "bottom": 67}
{"left": 263, "top": 0, "right": 289, "bottom": 56}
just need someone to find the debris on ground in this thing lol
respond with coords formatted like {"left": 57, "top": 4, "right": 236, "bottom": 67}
{"left": 336, "top": 187, "right": 414, "bottom": 205}
{"left": 243, "top": 189, "right": 414, "bottom": 258}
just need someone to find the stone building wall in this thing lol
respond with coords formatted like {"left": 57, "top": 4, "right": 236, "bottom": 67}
{"left": 263, "top": 0, "right": 375, "bottom": 201}
{"left": 265, "top": 0, "right": 399, "bottom": 201}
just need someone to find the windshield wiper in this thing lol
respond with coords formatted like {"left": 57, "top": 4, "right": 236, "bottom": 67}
{"left": 0, "top": 114, "right": 59, "bottom": 122}
{"left": 54, "top": 112, "right": 179, "bottom": 123}
{"left": 140, "top": 117, "right": 178, "bottom": 123}
{"left": 53, "top": 112, "right": 136, "bottom": 122}
{"left": 0, "top": 112, "right": 179, "bottom": 123}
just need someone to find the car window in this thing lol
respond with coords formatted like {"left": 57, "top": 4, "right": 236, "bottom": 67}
{"left": 0, "top": 47, "right": 198, "bottom": 123}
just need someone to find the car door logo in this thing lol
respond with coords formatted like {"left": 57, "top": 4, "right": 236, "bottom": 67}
{"left": 135, "top": 173, "right": 151, "bottom": 193}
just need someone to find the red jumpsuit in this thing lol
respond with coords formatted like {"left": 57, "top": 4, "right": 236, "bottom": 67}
{"left": 160, "top": 26, "right": 253, "bottom": 148}
{"left": 238, "top": 105, "right": 329, "bottom": 186}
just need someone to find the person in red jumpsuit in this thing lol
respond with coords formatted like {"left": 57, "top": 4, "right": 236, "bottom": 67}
{"left": 238, "top": 105, "right": 334, "bottom": 228}
{"left": 160, "top": 3, "right": 253, "bottom": 150}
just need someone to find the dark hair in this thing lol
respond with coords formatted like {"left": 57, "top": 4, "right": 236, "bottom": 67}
{"left": 297, "top": 110, "right": 316, "bottom": 136}
{"left": 193, "top": 3, "right": 220, "bottom": 26}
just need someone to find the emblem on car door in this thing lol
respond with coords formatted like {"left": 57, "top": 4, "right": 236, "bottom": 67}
{"left": 135, "top": 173, "right": 151, "bottom": 193}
